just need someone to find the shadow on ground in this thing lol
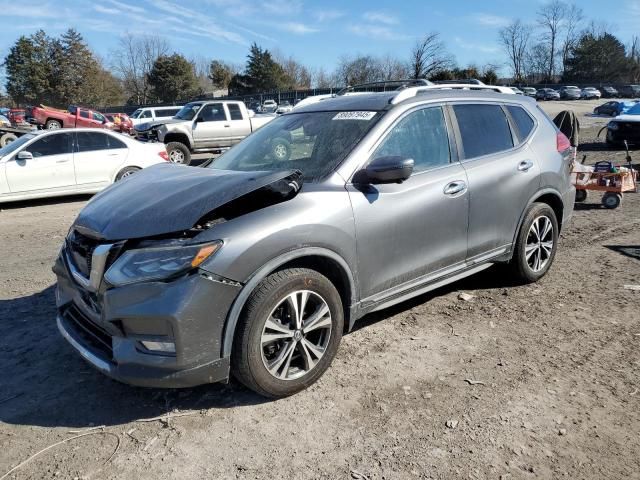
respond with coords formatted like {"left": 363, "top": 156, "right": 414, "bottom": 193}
{"left": 604, "top": 245, "right": 640, "bottom": 261}
{"left": 0, "top": 265, "right": 519, "bottom": 429}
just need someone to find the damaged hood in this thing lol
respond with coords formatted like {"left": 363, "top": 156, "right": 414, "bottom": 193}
{"left": 135, "top": 118, "right": 185, "bottom": 132}
{"left": 74, "top": 164, "right": 301, "bottom": 240}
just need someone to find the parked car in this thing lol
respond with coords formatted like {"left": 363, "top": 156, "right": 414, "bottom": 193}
{"left": 581, "top": 87, "right": 601, "bottom": 99}
{"left": 0, "top": 128, "right": 168, "bottom": 203}
{"left": 593, "top": 100, "right": 639, "bottom": 117}
{"left": 276, "top": 101, "right": 293, "bottom": 114}
{"left": 8, "top": 108, "right": 28, "bottom": 125}
{"left": 606, "top": 103, "right": 640, "bottom": 146}
{"left": 602, "top": 86, "right": 619, "bottom": 98}
{"left": 0, "top": 114, "right": 10, "bottom": 128}
{"left": 30, "top": 105, "right": 112, "bottom": 130}
{"left": 536, "top": 88, "right": 560, "bottom": 101}
{"left": 262, "top": 99, "right": 278, "bottom": 113}
{"left": 247, "top": 101, "right": 262, "bottom": 113}
{"left": 521, "top": 87, "right": 537, "bottom": 98}
{"left": 617, "top": 85, "right": 640, "bottom": 98}
{"left": 559, "top": 86, "right": 581, "bottom": 100}
{"left": 135, "top": 101, "right": 276, "bottom": 165}
{"left": 54, "top": 86, "right": 574, "bottom": 397}
{"left": 510, "top": 87, "right": 524, "bottom": 95}
{"left": 105, "top": 113, "right": 134, "bottom": 135}
{"left": 130, "top": 106, "right": 183, "bottom": 127}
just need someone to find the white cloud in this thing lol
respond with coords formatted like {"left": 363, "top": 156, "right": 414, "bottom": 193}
{"left": 314, "top": 9, "right": 344, "bottom": 22}
{"left": 454, "top": 36, "right": 500, "bottom": 54}
{"left": 469, "top": 13, "right": 511, "bottom": 28}
{"left": 104, "top": 0, "right": 146, "bottom": 14}
{"left": 93, "top": 5, "right": 119, "bottom": 15}
{"left": 261, "top": 0, "right": 303, "bottom": 15}
{"left": 0, "top": 1, "right": 65, "bottom": 18}
{"left": 348, "top": 24, "right": 408, "bottom": 41}
{"left": 362, "top": 11, "right": 399, "bottom": 25}
{"left": 279, "top": 22, "right": 319, "bottom": 34}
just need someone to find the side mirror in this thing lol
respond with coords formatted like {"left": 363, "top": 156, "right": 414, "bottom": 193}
{"left": 356, "top": 156, "right": 414, "bottom": 184}
{"left": 17, "top": 150, "right": 33, "bottom": 161}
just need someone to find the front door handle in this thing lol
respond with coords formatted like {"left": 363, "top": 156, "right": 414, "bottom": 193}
{"left": 518, "top": 160, "right": 534, "bottom": 171}
{"left": 56, "top": 158, "right": 70, "bottom": 163}
{"left": 444, "top": 180, "right": 467, "bottom": 195}
{"left": 224, "top": 124, "right": 231, "bottom": 128}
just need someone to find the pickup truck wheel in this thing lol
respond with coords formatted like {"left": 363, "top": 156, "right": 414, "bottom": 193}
{"left": 115, "top": 166, "right": 140, "bottom": 181}
{"left": 0, "top": 133, "right": 18, "bottom": 147}
{"left": 166, "top": 142, "right": 191, "bottom": 165}
{"left": 232, "top": 268, "right": 344, "bottom": 398}
{"left": 45, "top": 120, "right": 62, "bottom": 129}
{"left": 271, "top": 138, "right": 291, "bottom": 162}
{"left": 509, "top": 203, "right": 558, "bottom": 284}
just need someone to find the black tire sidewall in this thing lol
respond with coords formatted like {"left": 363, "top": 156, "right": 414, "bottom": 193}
{"left": 166, "top": 142, "right": 191, "bottom": 165}
{"left": 115, "top": 167, "right": 140, "bottom": 181}
{"left": 575, "top": 190, "right": 587, "bottom": 202}
{"left": 512, "top": 203, "right": 559, "bottom": 283}
{"left": 233, "top": 269, "right": 344, "bottom": 398}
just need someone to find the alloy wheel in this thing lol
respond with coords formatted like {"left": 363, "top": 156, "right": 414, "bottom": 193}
{"left": 273, "top": 143, "right": 288, "bottom": 160}
{"left": 525, "top": 215, "right": 554, "bottom": 272}
{"left": 260, "top": 290, "right": 332, "bottom": 381}
{"left": 169, "top": 150, "right": 185, "bottom": 163}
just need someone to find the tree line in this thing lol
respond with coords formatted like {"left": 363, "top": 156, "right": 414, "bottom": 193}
{"left": 499, "top": 0, "right": 640, "bottom": 83}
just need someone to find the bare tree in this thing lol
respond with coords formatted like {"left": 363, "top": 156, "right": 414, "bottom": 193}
{"left": 410, "top": 33, "right": 453, "bottom": 79}
{"left": 499, "top": 19, "right": 532, "bottom": 82}
{"left": 524, "top": 43, "right": 551, "bottom": 83}
{"left": 561, "top": 4, "right": 584, "bottom": 73}
{"left": 336, "top": 54, "right": 385, "bottom": 85}
{"left": 378, "top": 54, "right": 410, "bottom": 81}
{"left": 111, "top": 33, "right": 169, "bottom": 104}
{"left": 630, "top": 36, "right": 640, "bottom": 83}
{"left": 311, "top": 67, "right": 337, "bottom": 88}
{"left": 537, "top": 0, "right": 567, "bottom": 80}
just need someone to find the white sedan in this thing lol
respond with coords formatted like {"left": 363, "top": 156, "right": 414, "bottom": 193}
{"left": 0, "top": 128, "right": 168, "bottom": 204}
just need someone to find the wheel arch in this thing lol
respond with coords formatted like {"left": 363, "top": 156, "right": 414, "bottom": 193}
{"left": 164, "top": 132, "right": 191, "bottom": 149}
{"left": 220, "top": 247, "right": 357, "bottom": 359}
{"left": 511, "top": 189, "right": 565, "bottom": 251}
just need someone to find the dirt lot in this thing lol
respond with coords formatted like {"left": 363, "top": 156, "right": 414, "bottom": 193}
{"left": 1, "top": 99, "right": 639, "bottom": 479}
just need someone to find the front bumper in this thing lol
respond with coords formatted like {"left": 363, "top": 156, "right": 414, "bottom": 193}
{"left": 54, "top": 251, "right": 241, "bottom": 388}
{"left": 607, "top": 125, "right": 640, "bottom": 145}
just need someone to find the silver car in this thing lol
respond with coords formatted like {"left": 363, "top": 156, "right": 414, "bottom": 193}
{"left": 54, "top": 87, "right": 574, "bottom": 397}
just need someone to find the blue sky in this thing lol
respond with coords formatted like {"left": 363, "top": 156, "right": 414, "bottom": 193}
{"left": 1, "top": 0, "right": 639, "bottom": 80}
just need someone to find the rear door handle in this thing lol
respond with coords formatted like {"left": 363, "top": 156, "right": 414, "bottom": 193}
{"left": 518, "top": 160, "right": 534, "bottom": 171}
{"left": 224, "top": 124, "right": 231, "bottom": 128}
{"left": 55, "top": 158, "right": 70, "bottom": 163}
{"left": 444, "top": 180, "right": 467, "bottom": 195}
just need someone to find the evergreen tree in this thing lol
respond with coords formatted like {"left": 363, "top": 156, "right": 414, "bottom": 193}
{"left": 563, "top": 33, "right": 630, "bottom": 83}
{"left": 245, "top": 43, "right": 288, "bottom": 92}
{"left": 148, "top": 54, "right": 201, "bottom": 103}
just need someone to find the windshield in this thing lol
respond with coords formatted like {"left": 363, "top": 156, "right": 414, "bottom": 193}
{"left": 175, "top": 103, "right": 202, "bottom": 121}
{"left": 131, "top": 109, "right": 142, "bottom": 119}
{"left": 0, "top": 133, "right": 36, "bottom": 158}
{"left": 210, "top": 111, "right": 381, "bottom": 182}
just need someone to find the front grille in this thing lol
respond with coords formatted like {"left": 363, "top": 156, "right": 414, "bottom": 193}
{"left": 67, "top": 230, "right": 101, "bottom": 277}
{"left": 63, "top": 303, "right": 113, "bottom": 360}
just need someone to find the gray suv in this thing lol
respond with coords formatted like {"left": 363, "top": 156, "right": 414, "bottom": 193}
{"left": 54, "top": 86, "right": 575, "bottom": 398}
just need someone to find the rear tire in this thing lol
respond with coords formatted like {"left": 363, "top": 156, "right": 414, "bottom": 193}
{"left": 115, "top": 166, "right": 140, "bottom": 181}
{"left": 271, "top": 137, "right": 291, "bottom": 162}
{"left": 602, "top": 192, "right": 622, "bottom": 209}
{"left": 509, "top": 203, "right": 559, "bottom": 284}
{"left": 166, "top": 142, "right": 191, "bottom": 165}
{"left": 0, "top": 133, "right": 18, "bottom": 147}
{"left": 232, "top": 268, "right": 344, "bottom": 398}
{"left": 45, "top": 119, "right": 62, "bottom": 129}
{"left": 575, "top": 189, "right": 587, "bottom": 203}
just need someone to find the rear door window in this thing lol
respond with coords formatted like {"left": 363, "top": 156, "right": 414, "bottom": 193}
{"left": 453, "top": 104, "right": 514, "bottom": 159}
{"left": 374, "top": 107, "right": 450, "bottom": 173}
{"left": 77, "top": 132, "right": 125, "bottom": 152}
{"left": 506, "top": 105, "right": 535, "bottom": 143}
{"left": 227, "top": 104, "right": 243, "bottom": 120}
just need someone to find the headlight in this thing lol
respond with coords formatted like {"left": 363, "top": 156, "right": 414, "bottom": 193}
{"left": 104, "top": 241, "right": 222, "bottom": 286}
{"left": 608, "top": 122, "right": 619, "bottom": 131}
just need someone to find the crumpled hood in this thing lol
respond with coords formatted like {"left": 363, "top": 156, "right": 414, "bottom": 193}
{"left": 73, "top": 164, "right": 301, "bottom": 241}
{"left": 135, "top": 118, "right": 185, "bottom": 132}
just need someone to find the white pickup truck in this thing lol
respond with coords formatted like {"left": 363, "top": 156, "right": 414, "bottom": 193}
{"left": 134, "top": 100, "right": 276, "bottom": 165}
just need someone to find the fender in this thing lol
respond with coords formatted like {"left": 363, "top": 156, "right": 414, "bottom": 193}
{"left": 510, "top": 187, "right": 565, "bottom": 249}
{"left": 220, "top": 247, "right": 357, "bottom": 358}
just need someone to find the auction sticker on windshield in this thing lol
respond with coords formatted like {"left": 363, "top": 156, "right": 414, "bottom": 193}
{"left": 332, "top": 111, "right": 376, "bottom": 121}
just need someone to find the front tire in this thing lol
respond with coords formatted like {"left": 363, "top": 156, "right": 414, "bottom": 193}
{"left": 575, "top": 189, "right": 587, "bottom": 203}
{"left": 45, "top": 119, "right": 62, "bottom": 129}
{"left": 232, "top": 268, "right": 344, "bottom": 398}
{"left": 115, "top": 166, "right": 140, "bottom": 181}
{"left": 0, "top": 133, "right": 17, "bottom": 147}
{"left": 510, "top": 203, "right": 559, "bottom": 283}
{"left": 602, "top": 192, "right": 622, "bottom": 209}
{"left": 166, "top": 142, "right": 191, "bottom": 165}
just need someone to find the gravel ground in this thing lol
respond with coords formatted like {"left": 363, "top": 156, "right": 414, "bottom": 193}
{"left": 1, "top": 100, "right": 639, "bottom": 480}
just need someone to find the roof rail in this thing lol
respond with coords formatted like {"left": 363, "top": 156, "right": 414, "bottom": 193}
{"left": 337, "top": 79, "right": 434, "bottom": 96}
{"left": 433, "top": 79, "right": 485, "bottom": 86}
{"left": 390, "top": 84, "right": 515, "bottom": 105}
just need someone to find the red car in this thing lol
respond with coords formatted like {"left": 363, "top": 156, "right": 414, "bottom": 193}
{"left": 8, "top": 108, "right": 27, "bottom": 125}
{"left": 105, "top": 113, "right": 134, "bottom": 135}
{"left": 30, "top": 105, "right": 112, "bottom": 130}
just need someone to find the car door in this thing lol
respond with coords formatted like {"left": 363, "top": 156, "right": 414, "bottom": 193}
{"left": 192, "top": 103, "right": 229, "bottom": 148}
{"left": 451, "top": 103, "right": 541, "bottom": 261}
{"left": 74, "top": 131, "right": 128, "bottom": 186}
{"left": 4, "top": 132, "right": 75, "bottom": 192}
{"left": 90, "top": 111, "right": 107, "bottom": 129}
{"left": 225, "top": 103, "right": 251, "bottom": 145}
{"left": 347, "top": 105, "right": 469, "bottom": 300}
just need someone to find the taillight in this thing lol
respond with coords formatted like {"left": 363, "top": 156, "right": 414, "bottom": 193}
{"left": 159, "top": 151, "right": 169, "bottom": 161}
{"left": 556, "top": 131, "right": 571, "bottom": 154}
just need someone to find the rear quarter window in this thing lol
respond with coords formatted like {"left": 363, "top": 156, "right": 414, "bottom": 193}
{"left": 506, "top": 105, "right": 535, "bottom": 142}
{"left": 453, "top": 104, "right": 514, "bottom": 159}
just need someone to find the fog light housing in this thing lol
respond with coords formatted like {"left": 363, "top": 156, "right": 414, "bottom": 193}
{"left": 140, "top": 341, "right": 176, "bottom": 354}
